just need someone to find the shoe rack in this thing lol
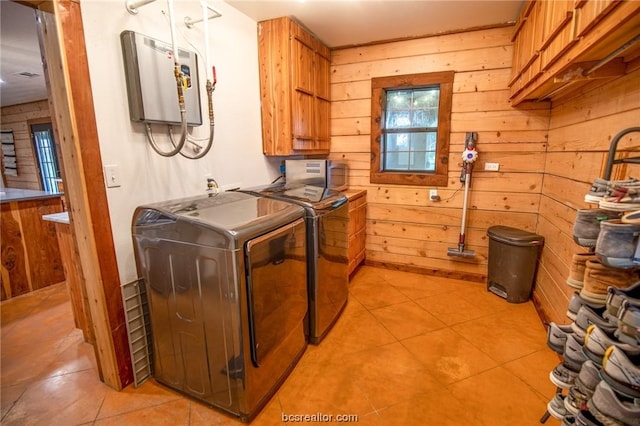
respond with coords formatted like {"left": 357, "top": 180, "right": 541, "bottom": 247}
{"left": 602, "top": 127, "right": 640, "bottom": 182}
{"left": 539, "top": 127, "right": 640, "bottom": 424}
{"left": 597, "top": 126, "right": 640, "bottom": 268}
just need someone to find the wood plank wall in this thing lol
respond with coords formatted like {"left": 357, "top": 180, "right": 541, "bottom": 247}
{"left": 330, "top": 26, "right": 551, "bottom": 281}
{"left": 534, "top": 67, "right": 640, "bottom": 324}
{"left": 0, "top": 100, "right": 50, "bottom": 190}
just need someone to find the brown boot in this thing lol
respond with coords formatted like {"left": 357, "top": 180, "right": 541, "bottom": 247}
{"left": 566, "top": 252, "right": 598, "bottom": 289}
{"left": 580, "top": 259, "right": 639, "bottom": 303}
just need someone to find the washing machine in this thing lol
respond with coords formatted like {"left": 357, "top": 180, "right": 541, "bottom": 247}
{"left": 242, "top": 183, "right": 349, "bottom": 344}
{"left": 131, "top": 191, "right": 308, "bottom": 422}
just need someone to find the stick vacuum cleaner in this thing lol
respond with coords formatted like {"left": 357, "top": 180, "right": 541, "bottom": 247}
{"left": 447, "top": 132, "right": 478, "bottom": 258}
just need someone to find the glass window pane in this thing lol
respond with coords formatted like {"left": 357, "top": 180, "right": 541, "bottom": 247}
{"left": 385, "top": 133, "right": 409, "bottom": 151}
{"left": 426, "top": 132, "right": 437, "bottom": 150}
{"left": 407, "top": 151, "right": 436, "bottom": 171}
{"left": 425, "top": 151, "right": 436, "bottom": 171}
{"left": 385, "top": 152, "right": 409, "bottom": 170}
{"left": 386, "top": 111, "right": 411, "bottom": 129}
{"left": 387, "top": 90, "right": 412, "bottom": 109}
{"left": 409, "top": 151, "right": 426, "bottom": 170}
{"left": 411, "top": 107, "right": 438, "bottom": 127}
{"left": 409, "top": 133, "right": 427, "bottom": 151}
{"left": 413, "top": 88, "right": 439, "bottom": 108}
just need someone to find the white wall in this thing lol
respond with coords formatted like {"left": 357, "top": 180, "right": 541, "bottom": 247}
{"left": 80, "top": 0, "right": 280, "bottom": 283}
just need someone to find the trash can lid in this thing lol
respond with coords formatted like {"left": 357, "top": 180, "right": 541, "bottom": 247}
{"left": 487, "top": 225, "right": 544, "bottom": 246}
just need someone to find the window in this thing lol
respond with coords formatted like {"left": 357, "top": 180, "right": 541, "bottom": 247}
{"left": 30, "top": 122, "right": 61, "bottom": 193}
{"left": 370, "top": 71, "right": 453, "bottom": 186}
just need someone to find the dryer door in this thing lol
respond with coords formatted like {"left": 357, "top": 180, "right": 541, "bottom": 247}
{"left": 245, "top": 218, "right": 307, "bottom": 366}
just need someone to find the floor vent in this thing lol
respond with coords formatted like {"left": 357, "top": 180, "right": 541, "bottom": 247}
{"left": 121, "top": 279, "right": 153, "bottom": 387}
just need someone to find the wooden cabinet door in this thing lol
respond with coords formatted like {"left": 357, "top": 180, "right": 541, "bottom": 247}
{"left": 539, "top": 0, "right": 575, "bottom": 71}
{"left": 259, "top": 16, "right": 331, "bottom": 155}
{"left": 315, "top": 98, "right": 330, "bottom": 150}
{"left": 314, "top": 52, "right": 331, "bottom": 151}
{"left": 315, "top": 52, "right": 331, "bottom": 101}
{"left": 347, "top": 192, "right": 367, "bottom": 275}
{"left": 292, "top": 37, "right": 314, "bottom": 95}
{"left": 291, "top": 37, "right": 315, "bottom": 143}
{"left": 292, "top": 91, "right": 315, "bottom": 144}
{"left": 509, "top": 0, "right": 637, "bottom": 104}
{"left": 574, "top": 0, "right": 621, "bottom": 38}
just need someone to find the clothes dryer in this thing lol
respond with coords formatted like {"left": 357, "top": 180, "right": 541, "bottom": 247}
{"left": 132, "top": 191, "right": 307, "bottom": 422}
{"left": 242, "top": 184, "right": 349, "bottom": 344}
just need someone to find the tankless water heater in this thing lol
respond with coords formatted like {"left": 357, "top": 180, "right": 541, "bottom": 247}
{"left": 121, "top": 30, "right": 202, "bottom": 125}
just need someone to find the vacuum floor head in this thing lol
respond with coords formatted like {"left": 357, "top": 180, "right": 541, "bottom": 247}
{"left": 447, "top": 247, "right": 476, "bottom": 258}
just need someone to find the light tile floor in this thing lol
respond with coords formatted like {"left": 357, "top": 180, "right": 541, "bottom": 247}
{"left": 1, "top": 266, "right": 562, "bottom": 425}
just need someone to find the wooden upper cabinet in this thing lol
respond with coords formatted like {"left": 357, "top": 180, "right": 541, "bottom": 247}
{"left": 258, "top": 17, "right": 331, "bottom": 156}
{"left": 510, "top": 0, "right": 640, "bottom": 105}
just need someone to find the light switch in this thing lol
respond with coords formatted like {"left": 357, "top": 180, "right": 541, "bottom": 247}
{"left": 104, "top": 164, "right": 121, "bottom": 188}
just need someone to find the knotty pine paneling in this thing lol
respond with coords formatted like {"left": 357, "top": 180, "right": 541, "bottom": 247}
{"left": 451, "top": 110, "right": 550, "bottom": 132}
{"left": 332, "top": 46, "right": 513, "bottom": 84}
{"left": 534, "top": 67, "right": 640, "bottom": 325}
{"left": 331, "top": 27, "right": 548, "bottom": 281}
{"left": 549, "top": 72, "right": 640, "bottom": 131}
{"left": 343, "top": 170, "right": 545, "bottom": 194}
{"left": 546, "top": 109, "right": 640, "bottom": 153}
{"left": 450, "top": 131, "right": 548, "bottom": 145}
{"left": 367, "top": 234, "right": 488, "bottom": 266}
{"left": 538, "top": 196, "right": 576, "bottom": 238}
{"left": 542, "top": 174, "right": 593, "bottom": 210}
{"left": 332, "top": 26, "right": 514, "bottom": 65}
{"left": 535, "top": 264, "right": 571, "bottom": 323}
{"left": 544, "top": 151, "right": 607, "bottom": 183}
{"left": 367, "top": 186, "right": 541, "bottom": 213}
{"left": 366, "top": 250, "right": 485, "bottom": 277}
{"left": 369, "top": 220, "right": 489, "bottom": 248}
{"left": 0, "top": 100, "right": 51, "bottom": 190}
{"left": 331, "top": 135, "right": 370, "bottom": 153}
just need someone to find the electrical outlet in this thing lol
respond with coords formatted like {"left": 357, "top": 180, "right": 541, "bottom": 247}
{"left": 103, "top": 164, "right": 121, "bottom": 188}
{"left": 429, "top": 189, "right": 438, "bottom": 198}
{"left": 484, "top": 162, "right": 500, "bottom": 171}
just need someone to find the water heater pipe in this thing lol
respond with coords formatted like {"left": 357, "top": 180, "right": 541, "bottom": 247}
{"left": 166, "top": 0, "right": 215, "bottom": 159}
{"left": 180, "top": 1, "right": 215, "bottom": 159}
{"left": 146, "top": 0, "right": 188, "bottom": 157}
{"left": 202, "top": 0, "right": 211, "bottom": 81}
{"left": 143, "top": 0, "right": 215, "bottom": 158}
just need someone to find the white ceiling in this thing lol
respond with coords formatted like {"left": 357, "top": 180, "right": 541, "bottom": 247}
{"left": 0, "top": 0, "right": 524, "bottom": 108}
{"left": 0, "top": 1, "right": 47, "bottom": 109}
{"left": 227, "top": 0, "right": 524, "bottom": 48}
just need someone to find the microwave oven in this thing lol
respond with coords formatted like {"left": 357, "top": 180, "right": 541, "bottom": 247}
{"left": 285, "top": 159, "right": 348, "bottom": 191}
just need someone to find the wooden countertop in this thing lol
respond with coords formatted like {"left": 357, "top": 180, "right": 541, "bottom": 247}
{"left": 342, "top": 188, "right": 367, "bottom": 200}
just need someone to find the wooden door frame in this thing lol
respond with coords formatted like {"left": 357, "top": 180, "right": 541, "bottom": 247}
{"left": 19, "top": 0, "right": 132, "bottom": 390}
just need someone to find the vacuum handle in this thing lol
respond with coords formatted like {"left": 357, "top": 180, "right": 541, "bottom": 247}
{"left": 465, "top": 132, "right": 478, "bottom": 150}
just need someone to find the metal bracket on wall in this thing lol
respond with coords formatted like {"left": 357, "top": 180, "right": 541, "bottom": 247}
{"left": 125, "top": 0, "right": 157, "bottom": 15}
{"left": 185, "top": 4, "right": 222, "bottom": 28}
